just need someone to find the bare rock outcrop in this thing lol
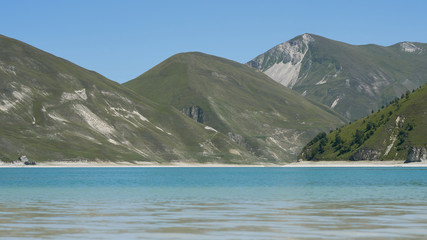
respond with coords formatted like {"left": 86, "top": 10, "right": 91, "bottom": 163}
{"left": 405, "top": 147, "right": 427, "bottom": 163}
{"left": 181, "top": 106, "right": 204, "bottom": 123}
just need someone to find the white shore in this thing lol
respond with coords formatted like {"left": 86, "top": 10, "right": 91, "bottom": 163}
{"left": 1, "top": 160, "right": 426, "bottom": 168}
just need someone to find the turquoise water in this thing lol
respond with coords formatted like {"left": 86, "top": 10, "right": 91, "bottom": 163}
{"left": 1, "top": 167, "right": 427, "bottom": 239}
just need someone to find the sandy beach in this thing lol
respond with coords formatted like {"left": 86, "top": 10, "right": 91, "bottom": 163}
{"left": 1, "top": 160, "right": 426, "bottom": 168}
{"left": 0, "top": 161, "right": 273, "bottom": 168}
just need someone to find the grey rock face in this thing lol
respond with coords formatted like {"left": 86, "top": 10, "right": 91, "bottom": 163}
{"left": 181, "top": 106, "right": 204, "bottom": 123}
{"left": 247, "top": 33, "right": 314, "bottom": 72}
{"left": 350, "top": 148, "right": 381, "bottom": 161}
{"left": 228, "top": 132, "right": 245, "bottom": 146}
{"left": 405, "top": 147, "right": 427, "bottom": 163}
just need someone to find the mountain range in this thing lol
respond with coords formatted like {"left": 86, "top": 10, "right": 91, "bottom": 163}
{"left": 0, "top": 33, "right": 425, "bottom": 164}
{"left": 248, "top": 33, "right": 427, "bottom": 121}
{"left": 0, "top": 35, "right": 249, "bottom": 163}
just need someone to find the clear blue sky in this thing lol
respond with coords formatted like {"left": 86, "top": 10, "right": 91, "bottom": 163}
{"left": 2, "top": 0, "right": 427, "bottom": 83}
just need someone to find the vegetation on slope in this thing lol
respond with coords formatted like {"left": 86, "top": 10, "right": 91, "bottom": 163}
{"left": 124, "top": 52, "right": 345, "bottom": 162}
{"left": 0, "top": 35, "right": 247, "bottom": 163}
{"left": 248, "top": 34, "right": 427, "bottom": 121}
{"left": 299, "top": 84, "right": 427, "bottom": 161}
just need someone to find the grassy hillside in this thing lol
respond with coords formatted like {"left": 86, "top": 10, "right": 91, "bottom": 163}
{"left": 124, "top": 52, "right": 345, "bottom": 162}
{"left": 299, "top": 84, "right": 427, "bottom": 161}
{"left": 0, "top": 35, "right": 247, "bottom": 163}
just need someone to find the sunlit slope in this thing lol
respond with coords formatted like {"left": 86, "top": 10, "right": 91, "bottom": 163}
{"left": 299, "top": 84, "right": 427, "bottom": 162}
{"left": 248, "top": 34, "right": 427, "bottom": 121}
{"left": 124, "top": 52, "right": 345, "bottom": 162}
{"left": 0, "top": 35, "right": 245, "bottom": 163}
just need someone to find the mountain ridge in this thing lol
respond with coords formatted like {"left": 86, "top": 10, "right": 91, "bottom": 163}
{"left": 247, "top": 33, "right": 427, "bottom": 121}
{"left": 0, "top": 35, "right": 249, "bottom": 163}
{"left": 124, "top": 51, "right": 345, "bottom": 162}
{"left": 2, "top": 33, "right": 425, "bottom": 163}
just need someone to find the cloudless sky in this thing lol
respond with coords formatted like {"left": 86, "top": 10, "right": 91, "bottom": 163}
{"left": 2, "top": 0, "right": 427, "bottom": 83}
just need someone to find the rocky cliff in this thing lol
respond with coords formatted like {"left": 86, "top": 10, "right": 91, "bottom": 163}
{"left": 405, "top": 147, "right": 427, "bottom": 163}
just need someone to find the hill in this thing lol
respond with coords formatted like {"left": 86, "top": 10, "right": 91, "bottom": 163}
{"left": 124, "top": 52, "right": 345, "bottom": 162}
{"left": 299, "top": 84, "right": 427, "bottom": 162}
{"left": 248, "top": 34, "right": 427, "bottom": 121}
{"left": 0, "top": 35, "right": 246, "bottom": 163}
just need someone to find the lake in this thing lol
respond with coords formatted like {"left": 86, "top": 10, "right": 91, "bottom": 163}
{"left": 1, "top": 167, "right": 427, "bottom": 239}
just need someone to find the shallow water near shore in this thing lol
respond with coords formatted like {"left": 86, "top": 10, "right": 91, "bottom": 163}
{"left": 1, "top": 167, "right": 427, "bottom": 239}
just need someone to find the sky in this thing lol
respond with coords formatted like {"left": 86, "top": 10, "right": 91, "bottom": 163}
{"left": 2, "top": 0, "right": 427, "bottom": 83}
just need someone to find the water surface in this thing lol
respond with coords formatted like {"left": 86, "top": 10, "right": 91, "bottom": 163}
{"left": 1, "top": 167, "right": 427, "bottom": 239}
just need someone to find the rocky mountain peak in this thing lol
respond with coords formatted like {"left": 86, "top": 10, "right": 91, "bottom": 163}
{"left": 247, "top": 33, "right": 314, "bottom": 88}
{"left": 247, "top": 34, "right": 427, "bottom": 121}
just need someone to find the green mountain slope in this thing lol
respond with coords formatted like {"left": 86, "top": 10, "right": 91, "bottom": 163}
{"left": 124, "top": 52, "right": 345, "bottom": 162}
{"left": 0, "top": 35, "right": 246, "bottom": 163}
{"left": 248, "top": 34, "right": 427, "bottom": 121}
{"left": 299, "top": 84, "right": 427, "bottom": 162}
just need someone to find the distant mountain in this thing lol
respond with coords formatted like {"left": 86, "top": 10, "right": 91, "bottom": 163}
{"left": 0, "top": 35, "right": 246, "bottom": 163}
{"left": 124, "top": 52, "right": 345, "bottom": 162}
{"left": 299, "top": 84, "right": 427, "bottom": 162}
{"left": 248, "top": 34, "right": 427, "bottom": 121}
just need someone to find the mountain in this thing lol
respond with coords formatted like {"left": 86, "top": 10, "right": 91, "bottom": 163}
{"left": 0, "top": 35, "right": 247, "bottom": 163}
{"left": 248, "top": 34, "right": 427, "bottom": 121}
{"left": 123, "top": 52, "right": 345, "bottom": 162}
{"left": 299, "top": 84, "right": 427, "bottom": 162}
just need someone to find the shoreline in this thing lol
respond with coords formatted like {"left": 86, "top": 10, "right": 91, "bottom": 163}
{"left": 285, "top": 160, "right": 427, "bottom": 167}
{"left": 1, "top": 160, "right": 426, "bottom": 168}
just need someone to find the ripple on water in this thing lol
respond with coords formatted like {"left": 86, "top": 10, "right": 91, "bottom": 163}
{"left": 1, "top": 167, "right": 427, "bottom": 239}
